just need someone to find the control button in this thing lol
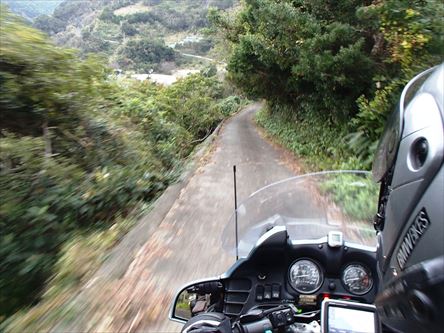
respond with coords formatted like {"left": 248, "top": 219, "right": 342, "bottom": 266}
{"left": 256, "top": 285, "right": 264, "bottom": 301}
{"left": 284, "top": 309, "right": 293, "bottom": 323}
{"left": 264, "top": 285, "right": 272, "bottom": 300}
{"left": 328, "top": 282, "right": 336, "bottom": 291}
{"left": 272, "top": 284, "right": 281, "bottom": 299}
{"left": 270, "top": 311, "right": 287, "bottom": 327}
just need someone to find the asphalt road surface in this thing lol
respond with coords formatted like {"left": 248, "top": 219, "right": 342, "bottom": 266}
{"left": 52, "top": 103, "right": 301, "bottom": 332}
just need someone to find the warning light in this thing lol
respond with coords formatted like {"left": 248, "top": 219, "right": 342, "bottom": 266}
{"left": 323, "top": 293, "right": 330, "bottom": 300}
{"left": 342, "top": 296, "right": 352, "bottom": 300}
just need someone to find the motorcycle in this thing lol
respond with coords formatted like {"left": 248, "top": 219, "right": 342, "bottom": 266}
{"left": 170, "top": 171, "right": 383, "bottom": 333}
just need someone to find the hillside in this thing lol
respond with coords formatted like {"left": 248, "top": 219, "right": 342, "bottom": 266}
{"left": 31, "top": 0, "right": 238, "bottom": 73}
{"left": 1, "top": 0, "right": 63, "bottom": 20}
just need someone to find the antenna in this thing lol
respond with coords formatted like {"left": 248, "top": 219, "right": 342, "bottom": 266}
{"left": 233, "top": 165, "right": 239, "bottom": 261}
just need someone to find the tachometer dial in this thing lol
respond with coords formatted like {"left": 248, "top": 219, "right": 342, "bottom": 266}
{"left": 342, "top": 264, "right": 373, "bottom": 295}
{"left": 289, "top": 259, "right": 323, "bottom": 294}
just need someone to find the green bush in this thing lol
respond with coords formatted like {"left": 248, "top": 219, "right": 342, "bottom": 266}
{"left": 216, "top": 95, "right": 242, "bottom": 117}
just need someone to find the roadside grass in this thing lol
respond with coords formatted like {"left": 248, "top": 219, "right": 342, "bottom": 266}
{"left": 255, "top": 105, "right": 367, "bottom": 172}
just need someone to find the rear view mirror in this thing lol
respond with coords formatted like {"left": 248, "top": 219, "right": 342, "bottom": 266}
{"left": 169, "top": 278, "right": 224, "bottom": 323}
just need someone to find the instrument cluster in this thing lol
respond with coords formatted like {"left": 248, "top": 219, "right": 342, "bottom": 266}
{"left": 221, "top": 240, "right": 378, "bottom": 318}
{"left": 288, "top": 258, "right": 374, "bottom": 296}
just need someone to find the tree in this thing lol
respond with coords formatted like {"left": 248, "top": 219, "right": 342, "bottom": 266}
{"left": 211, "top": 0, "right": 375, "bottom": 119}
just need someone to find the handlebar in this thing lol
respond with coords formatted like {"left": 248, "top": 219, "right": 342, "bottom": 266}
{"left": 232, "top": 305, "right": 300, "bottom": 333}
{"left": 232, "top": 317, "right": 272, "bottom": 333}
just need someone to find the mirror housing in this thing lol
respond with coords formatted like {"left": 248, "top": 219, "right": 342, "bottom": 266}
{"left": 169, "top": 278, "right": 224, "bottom": 324}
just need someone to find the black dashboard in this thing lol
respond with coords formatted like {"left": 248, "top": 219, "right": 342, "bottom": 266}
{"left": 221, "top": 239, "right": 378, "bottom": 319}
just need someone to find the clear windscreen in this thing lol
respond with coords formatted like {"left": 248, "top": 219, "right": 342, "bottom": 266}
{"left": 222, "top": 171, "right": 379, "bottom": 258}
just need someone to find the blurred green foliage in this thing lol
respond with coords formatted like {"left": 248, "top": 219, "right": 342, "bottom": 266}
{"left": 0, "top": 8, "right": 242, "bottom": 320}
{"left": 350, "top": 0, "right": 444, "bottom": 165}
{"left": 319, "top": 174, "right": 379, "bottom": 222}
{"left": 212, "top": 0, "right": 443, "bottom": 170}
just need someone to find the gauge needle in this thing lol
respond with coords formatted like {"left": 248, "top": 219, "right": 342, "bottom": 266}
{"left": 347, "top": 278, "right": 362, "bottom": 281}
{"left": 294, "top": 274, "right": 311, "bottom": 277}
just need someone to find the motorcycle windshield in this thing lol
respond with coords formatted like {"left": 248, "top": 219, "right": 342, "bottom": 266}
{"left": 223, "top": 171, "right": 379, "bottom": 258}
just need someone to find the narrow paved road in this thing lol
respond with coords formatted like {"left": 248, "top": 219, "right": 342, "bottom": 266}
{"left": 179, "top": 52, "right": 225, "bottom": 65}
{"left": 53, "top": 103, "right": 300, "bottom": 332}
{"left": 140, "top": 103, "right": 300, "bottom": 332}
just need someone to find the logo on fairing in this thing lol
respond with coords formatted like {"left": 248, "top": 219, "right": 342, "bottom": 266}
{"left": 396, "top": 208, "right": 430, "bottom": 270}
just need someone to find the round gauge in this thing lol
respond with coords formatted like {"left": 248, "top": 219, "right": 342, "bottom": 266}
{"left": 289, "top": 259, "right": 323, "bottom": 294}
{"left": 342, "top": 264, "right": 373, "bottom": 295}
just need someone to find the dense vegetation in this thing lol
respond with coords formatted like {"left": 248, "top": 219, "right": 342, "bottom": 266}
{"left": 0, "top": 8, "right": 242, "bottom": 321}
{"left": 211, "top": 0, "right": 443, "bottom": 170}
{"left": 117, "top": 38, "right": 177, "bottom": 71}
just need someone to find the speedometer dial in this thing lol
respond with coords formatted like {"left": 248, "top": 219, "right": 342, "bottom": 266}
{"left": 342, "top": 264, "right": 373, "bottom": 295}
{"left": 289, "top": 259, "right": 323, "bottom": 294}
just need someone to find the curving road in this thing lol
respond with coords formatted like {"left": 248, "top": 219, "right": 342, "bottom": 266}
{"left": 52, "top": 103, "right": 301, "bottom": 332}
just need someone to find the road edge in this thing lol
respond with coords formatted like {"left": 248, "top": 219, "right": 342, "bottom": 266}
{"left": 49, "top": 115, "right": 232, "bottom": 332}
{"left": 95, "top": 119, "right": 226, "bottom": 279}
